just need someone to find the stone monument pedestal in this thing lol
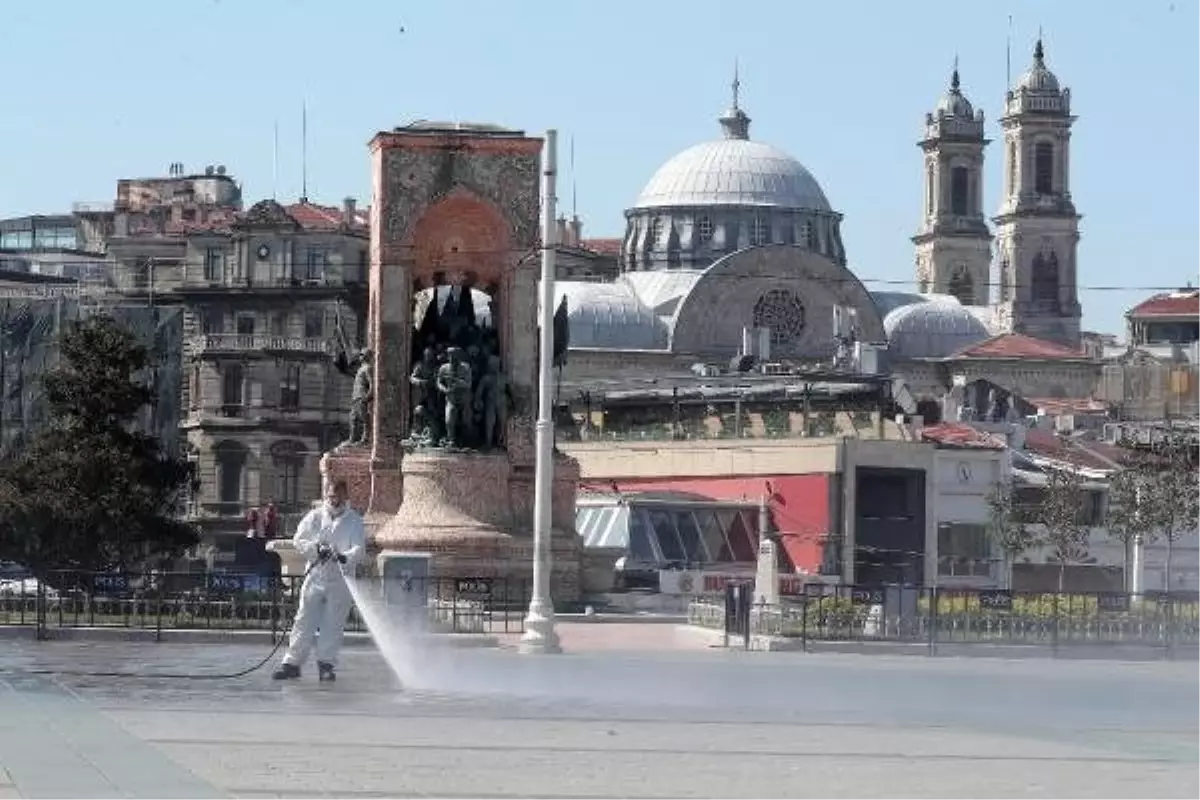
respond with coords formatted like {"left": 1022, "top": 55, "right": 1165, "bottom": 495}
{"left": 367, "top": 449, "right": 580, "bottom": 604}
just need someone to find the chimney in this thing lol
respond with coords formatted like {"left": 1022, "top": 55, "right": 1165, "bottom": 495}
{"left": 568, "top": 215, "right": 583, "bottom": 247}
{"left": 343, "top": 197, "right": 357, "bottom": 226}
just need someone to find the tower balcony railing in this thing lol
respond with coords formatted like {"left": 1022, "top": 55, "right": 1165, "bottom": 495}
{"left": 186, "top": 334, "right": 334, "bottom": 356}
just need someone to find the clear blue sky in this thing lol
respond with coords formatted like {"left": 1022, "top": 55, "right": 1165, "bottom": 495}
{"left": 0, "top": 0, "right": 1195, "bottom": 335}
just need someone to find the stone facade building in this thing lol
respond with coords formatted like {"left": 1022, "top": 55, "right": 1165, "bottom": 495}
{"left": 98, "top": 167, "right": 368, "bottom": 567}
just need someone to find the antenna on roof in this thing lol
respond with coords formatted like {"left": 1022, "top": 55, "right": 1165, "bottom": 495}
{"left": 1006, "top": 14, "right": 1013, "bottom": 89}
{"left": 570, "top": 134, "right": 577, "bottom": 219}
{"left": 272, "top": 120, "right": 279, "bottom": 200}
{"left": 300, "top": 101, "right": 309, "bottom": 203}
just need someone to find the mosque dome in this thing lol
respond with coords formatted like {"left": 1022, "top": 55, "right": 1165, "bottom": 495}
{"left": 1016, "top": 39, "right": 1060, "bottom": 93}
{"left": 633, "top": 139, "right": 832, "bottom": 212}
{"left": 884, "top": 299, "right": 990, "bottom": 360}
{"left": 622, "top": 70, "right": 846, "bottom": 271}
{"left": 935, "top": 67, "right": 974, "bottom": 118}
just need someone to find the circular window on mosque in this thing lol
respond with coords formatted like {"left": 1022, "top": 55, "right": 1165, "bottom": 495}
{"left": 753, "top": 289, "right": 806, "bottom": 349}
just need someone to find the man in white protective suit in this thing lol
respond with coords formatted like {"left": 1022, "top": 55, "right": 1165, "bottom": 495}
{"left": 272, "top": 480, "right": 366, "bottom": 682}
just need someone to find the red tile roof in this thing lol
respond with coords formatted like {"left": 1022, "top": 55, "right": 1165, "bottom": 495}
{"left": 581, "top": 237, "right": 622, "bottom": 256}
{"left": 1127, "top": 290, "right": 1199, "bottom": 318}
{"left": 920, "top": 423, "right": 1007, "bottom": 450}
{"left": 1022, "top": 428, "right": 1122, "bottom": 471}
{"left": 285, "top": 202, "right": 368, "bottom": 232}
{"left": 952, "top": 333, "right": 1088, "bottom": 360}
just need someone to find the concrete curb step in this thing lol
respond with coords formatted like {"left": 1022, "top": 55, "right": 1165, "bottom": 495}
{"left": 0, "top": 625, "right": 499, "bottom": 649}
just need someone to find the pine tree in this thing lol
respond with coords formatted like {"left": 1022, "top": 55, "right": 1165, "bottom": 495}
{"left": 0, "top": 314, "right": 197, "bottom": 576}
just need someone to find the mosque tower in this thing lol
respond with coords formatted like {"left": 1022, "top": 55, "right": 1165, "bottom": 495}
{"left": 912, "top": 60, "right": 992, "bottom": 307}
{"left": 992, "top": 38, "right": 1082, "bottom": 346}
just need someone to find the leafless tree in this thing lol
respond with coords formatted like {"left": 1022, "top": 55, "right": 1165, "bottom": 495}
{"left": 1144, "top": 436, "right": 1199, "bottom": 594}
{"left": 1105, "top": 452, "right": 1156, "bottom": 593}
{"left": 985, "top": 481, "right": 1036, "bottom": 589}
{"left": 1040, "top": 466, "right": 1091, "bottom": 594}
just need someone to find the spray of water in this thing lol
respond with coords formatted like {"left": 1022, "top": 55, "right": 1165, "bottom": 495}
{"left": 345, "top": 575, "right": 771, "bottom": 712}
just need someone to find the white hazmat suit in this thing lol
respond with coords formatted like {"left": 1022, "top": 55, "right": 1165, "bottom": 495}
{"left": 280, "top": 503, "right": 366, "bottom": 674}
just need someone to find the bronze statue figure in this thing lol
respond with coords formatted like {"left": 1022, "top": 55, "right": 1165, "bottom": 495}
{"left": 436, "top": 346, "right": 473, "bottom": 448}
{"left": 408, "top": 346, "right": 439, "bottom": 444}
{"left": 474, "top": 354, "right": 509, "bottom": 449}
{"left": 342, "top": 348, "right": 373, "bottom": 447}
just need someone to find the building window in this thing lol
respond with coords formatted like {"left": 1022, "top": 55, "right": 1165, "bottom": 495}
{"left": 695, "top": 216, "right": 713, "bottom": 244}
{"left": 190, "top": 366, "right": 202, "bottom": 409}
{"left": 236, "top": 314, "right": 255, "bottom": 336}
{"left": 1034, "top": 141, "right": 1054, "bottom": 195}
{"left": 279, "top": 364, "right": 301, "bottom": 411}
{"left": 948, "top": 266, "right": 974, "bottom": 304}
{"left": 270, "top": 312, "right": 288, "bottom": 337}
{"left": 221, "top": 363, "right": 244, "bottom": 417}
{"left": 1031, "top": 251, "right": 1060, "bottom": 311}
{"left": 647, "top": 218, "right": 662, "bottom": 248}
{"left": 214, "top": 440, "right": 248, "bottom": 507}
{"left": 304, "top": 308, "right": 323, "bottom": 339}
{"left": 750, "top": 217, "right": 770, "bottom": 247}
{"left": 131, "top": 257, "right": 151, "bottom": 290}
{"left": 1007, "top": 143, "right": 1017, "bottom": 194}
{"left": 926, "top": 165, "right": 935, "bottom": 214}
{"left": 271, "top": 441, "right": 306, "bottom": 507}
{"left": 204, "top": 248, "right": 223, "bottom": 282}
{"left": 752, "top": 289, "right": 807, "bottom": 350}
{"left": 998, "top": 257, "right": 1011, "bottom": 301}
{"left": 201, "top": 309, "right": 223, "bottom": 334}
{"left": 950, "top": 166, "right": 970, "bottom": 216}
{"left": 798, "top": 221, "right": 813, "bottom": 249}
{"left": 305, "top": 248, "right": 329, "bottom": 283}
{"left": 937, "top": 523, "right": 992, "bottom": 577}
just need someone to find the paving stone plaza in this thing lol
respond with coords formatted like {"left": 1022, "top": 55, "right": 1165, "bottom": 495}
{"left": 0, "top": 630, "right": 1196, "bottom": 799}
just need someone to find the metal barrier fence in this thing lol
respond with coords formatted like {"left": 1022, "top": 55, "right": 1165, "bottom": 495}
{"left": 0, "top": 571, "right": 528, "bottom": 638}
{"left": 690, "top": 585, "right": 1200, "bottom": 656}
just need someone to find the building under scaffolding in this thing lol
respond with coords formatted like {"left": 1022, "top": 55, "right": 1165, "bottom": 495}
{"left": 0, "top": 274, "right": 182, "bottom": 455}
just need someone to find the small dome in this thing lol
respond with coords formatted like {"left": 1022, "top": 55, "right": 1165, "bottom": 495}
{"left": 1016, "top": 39, "right": 1060, "bottom": 93}
{"left": 556, "top": 282, "right": 668, "bottom": 350}
{"left": 936, "top": 68, "right": 974, "bottom": 117}
{"left": 634, "top": 139, "right": 831, "bottom": 211}
{"left": 884, "top": 300, "right": 989, "bottom": 359}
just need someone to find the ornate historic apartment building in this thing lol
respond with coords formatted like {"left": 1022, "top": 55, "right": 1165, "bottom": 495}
{"left": 102, "top": 174, "right": 368, "bottom": 566}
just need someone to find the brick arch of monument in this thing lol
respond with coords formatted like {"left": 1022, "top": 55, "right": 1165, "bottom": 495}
{"left": 407, "top": 189, "right": 515, "bottom": 289}
{"left": 669, "top": 244, "right": 886, "bottom": 359}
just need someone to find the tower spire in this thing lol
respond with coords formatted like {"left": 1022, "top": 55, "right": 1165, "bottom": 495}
{"left": 732, "top": 58, "right": 741, "bottom": 110}
{"left": 1035, "top": 27, "right": 1044, "bottom": 61}
{"left": 951, "top": 54, "right": 960, "bottom": 90}
{"left": 718, "top": 61, "right": 751, "bottom": 140}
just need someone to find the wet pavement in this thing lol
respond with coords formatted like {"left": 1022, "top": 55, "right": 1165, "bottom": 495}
{"left": 0, "top": 637, "right": 1196, "bottom": 798}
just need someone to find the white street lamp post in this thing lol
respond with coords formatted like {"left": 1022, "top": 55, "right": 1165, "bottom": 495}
{"left": 519, "top": 129, "right": 562, "bottom": 655}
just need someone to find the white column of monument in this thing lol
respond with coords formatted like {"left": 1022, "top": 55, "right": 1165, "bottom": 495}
{"left": 519, "top": 129, "right": 562, "bottom": 654}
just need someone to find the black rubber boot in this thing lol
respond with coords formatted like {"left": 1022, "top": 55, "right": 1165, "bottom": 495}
{"left": 317, "top": 662, "right": 336, "bottom": 682}
{"left": 272, "top": 663, "right": 301, "bottom": 680}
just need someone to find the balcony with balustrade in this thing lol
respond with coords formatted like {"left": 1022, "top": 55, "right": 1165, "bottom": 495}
{"left": 185, "top": 334, "right": 334, "bottom": 358}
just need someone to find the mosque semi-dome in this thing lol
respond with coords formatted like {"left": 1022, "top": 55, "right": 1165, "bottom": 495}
{"left": 622, "top": 74, "right": 846, "bottom": 272}
{"left": 883, "top": 299, "right": 990, "bottom": 360}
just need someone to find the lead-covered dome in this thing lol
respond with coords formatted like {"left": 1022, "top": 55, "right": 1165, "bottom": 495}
{"left": 1016, "top": 39, "right": 1060, "bottom": 93}
{"left": 634, "top": 139, "right": 832, "bottom": 212}
{"left": 622, "top": 73, "right": 846, "bottom": 272}
{"left": 884, "top": 299, "right": 990, "bottom": 360}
